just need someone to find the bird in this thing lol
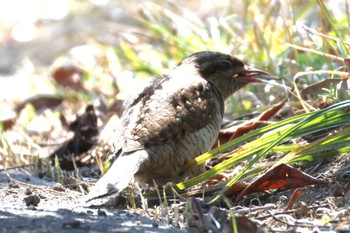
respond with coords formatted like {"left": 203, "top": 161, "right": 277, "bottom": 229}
{"left": 86, "top": 51, "right": 271, "bottom": 201}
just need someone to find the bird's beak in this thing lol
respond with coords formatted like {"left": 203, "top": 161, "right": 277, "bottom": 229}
{"left": 235, "top": 65, "right": 275, "bottom": 83}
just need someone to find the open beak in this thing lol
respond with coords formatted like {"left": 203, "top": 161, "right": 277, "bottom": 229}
{"left": 235, "top": 65, "right": 276, "bottom": 83}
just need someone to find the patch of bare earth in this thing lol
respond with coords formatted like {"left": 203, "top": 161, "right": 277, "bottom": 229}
{"left": 0, "top": 170, "right": 185, "bottom": 233}
{"left": 2, "top": 152, "right": 350, "bottom": 232}
{"left": 237, "top": 152, "right": 350, "bottom": 232}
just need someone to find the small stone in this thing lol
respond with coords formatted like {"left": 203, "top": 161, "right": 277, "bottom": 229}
{"left": 294, "top": 201, "right": 309, "bottom": 218}
{"left": 24, "top": 188, "right": 32, "bottom": 195}
{"left": 152, "top": 221, "right": 159, "bottom": 228}
{"left": 62, "top": 220, "right": 81, "bottom": 229}
{"left": 52, "top": 184, "right": 65, "bottom": 192}
{"left": 97, "top": 209, "right": 107, "bottom": 217}
{"left": 9, "top": 183, "right": 19, "bottom": 188}
{"left": 38, "top": 193, "right": 46, "bottom": 199}
{"left": 135, "top": 220, "right": 142, "bottom": 226}
{"left": 27, "top": 206, "right": 37, "bottom": 210}
{"left": 86, "top": 210, "right": 93, "bottom": 214}
{"left": 24, "top": 194, "right": 40, "bottom": 206}
{"left": 79, "top": 167, "right": 94, "bottom": 177}
{"left": 278, "top": 195, "right": 288, "bottom": 203}
{"left": 115, "top": 195, "right": 127, "bottom": 207}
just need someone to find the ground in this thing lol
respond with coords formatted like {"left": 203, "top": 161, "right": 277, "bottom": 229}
{"left": 0, "top": 170, "right": 184, "bottom": 233}
{"left": 1, "top": 152, "right": 350, "bottom": 232}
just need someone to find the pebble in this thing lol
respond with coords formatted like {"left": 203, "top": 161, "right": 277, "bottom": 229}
{"left": 98, "top": 209, "right": 107, "bottom": 217}
{"left": 24, "top": 188, "right": 32, "bottom": 195}
{"left": 23, "top": 194, "right": 40, "bottom": 206}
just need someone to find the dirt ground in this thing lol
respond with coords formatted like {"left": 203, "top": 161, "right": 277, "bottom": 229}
{"left": 258, "top": 152, "right": 350, "bottom": 232}
{"left": 1, "top": 152, "right": 350, "bottom": 232}
{"left": 0, "top": 170, "right": 185, "bottom": 233}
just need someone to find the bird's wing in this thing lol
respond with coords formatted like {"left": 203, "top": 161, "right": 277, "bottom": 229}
{"left": 119, "top": 75, "right": 224, "bottom": 152}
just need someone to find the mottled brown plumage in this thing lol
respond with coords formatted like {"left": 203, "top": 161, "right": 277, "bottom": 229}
{"left": 86, "top": 51, "right": 270, "bottom": 201}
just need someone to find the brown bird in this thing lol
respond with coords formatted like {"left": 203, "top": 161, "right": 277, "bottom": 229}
{"left": 86, "top": 51, "right": 271, "bottom": 201}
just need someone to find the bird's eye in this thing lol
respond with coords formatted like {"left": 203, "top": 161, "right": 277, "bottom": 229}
{"left": 220, "top": 60, "right": 232, "bottom": 70}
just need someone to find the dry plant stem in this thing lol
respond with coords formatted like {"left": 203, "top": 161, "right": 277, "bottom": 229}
{"left": 153, "top": 180, "right": 164, "bottom": 207}
{"left": 170, "top": 186, "right": 188, "bottom": 202}
{"left": 232, "top": 203, "right": 276, "bottom": 214}
{"left": 293, "top": 70, "right": 349, "bottom": 113}
{"left": 5, "top": 172, "right": 64, "bottom": 195}
{"left": 302, "top": 25, "right": 350, "bottom": 46}
{"left": 256, "top": 204, "right": 330, "bottom": 221}
{"left": 0, "top": 164, "right": 35, "bottom": 171}
{"left": 267, "top": 210, "right": 295, "bottom": 227}
{"left": 285, "top": 42, "right": 344, "bottom": 62}
{"left": 135, "top": 182, "right": 150, "bottom": 216}
{"left": 293, "top": 76, "right": 314, "bottom": 113}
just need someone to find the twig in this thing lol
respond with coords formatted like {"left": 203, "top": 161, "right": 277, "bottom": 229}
{"left": 0, "top": 164, "right": 35, "bottom": 172}
{"left": 293, "top": 70, "right": 349, "bottom": 112}
{"left": 284, "top": 43, "right": 345, "bottom": 62}
{"left": 255, "top": 204, "right": 330, "bottom": 220}
{"left": 267, "top": 210, "right": 295, "bottom": 227}
{"left": 231, "top": 203, "right": 276, "bottom": 214}
{"left": 5, "top": 172, "right": 65, "bottom": 195}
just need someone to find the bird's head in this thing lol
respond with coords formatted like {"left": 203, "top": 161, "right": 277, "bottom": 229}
{"left": 180, "top": 51, "right": 273, "bottom": 99}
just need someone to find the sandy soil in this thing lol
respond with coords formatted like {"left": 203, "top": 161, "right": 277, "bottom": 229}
{"left": 2, "top": 152, "right": 350, "bottom": 232}
{"left": 0, "top": 170, "right": 185, "bottom": 233}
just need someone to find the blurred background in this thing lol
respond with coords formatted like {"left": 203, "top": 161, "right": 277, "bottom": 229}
{"left": 1, "top": 0, "right": 348, "bottom": 100}
{"left": 0, "top": 0, "right": 349, "bottom": 167}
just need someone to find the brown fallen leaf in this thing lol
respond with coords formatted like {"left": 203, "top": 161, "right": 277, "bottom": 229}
{"left": 15, "top": 95, "right": 63, "bottom": 113}
{"left": 234, "top": 164, "right": 328, "bottom": 204}
{"left": 2, "top": 95, "right": 63, "bottom": 131}
{"left": 51, "top": 64, "right": 84, "bottom": 91}
{"left": 205, "top": 173, "right": 227, "bottom": 185}
{"left": 224, "top": 182, "right": 249, "bottom": 197}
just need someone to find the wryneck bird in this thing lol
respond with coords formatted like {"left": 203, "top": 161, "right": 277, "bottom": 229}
{"left": 86, "top": 51, "right": 272, "bottom": 201}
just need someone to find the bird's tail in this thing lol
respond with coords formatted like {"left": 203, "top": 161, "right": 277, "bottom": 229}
{"left": 85, "top": 150, "right": 146, "bottom": 202}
